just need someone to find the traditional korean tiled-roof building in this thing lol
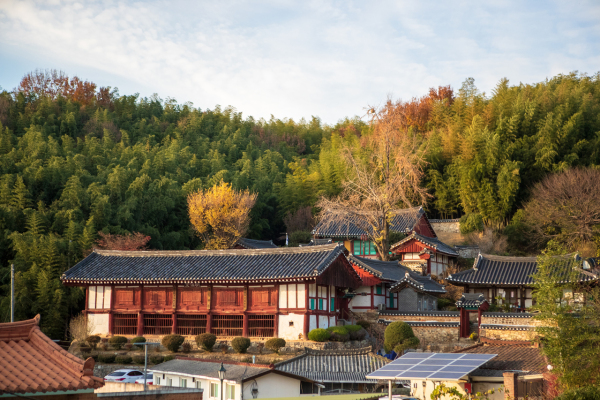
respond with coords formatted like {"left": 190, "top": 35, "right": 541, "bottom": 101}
{"left": 0, "top": 315, "right": 103, "bottom": 397}
{"left": 347, "top": 256, "right": 445, "bottom": 313}
{"left": 61, "top": 244, "right": 362, "bottom": 340}
{"left": 312, "top": 206, "right": 436, "bottom": 259}
{"left": 299, "top": 238, "right": 333, "bottom": 247}
{"left": 233, "top": 238, "right": 277, "bottom": 249}
{"left": 447, "top": 253, "right": 599, "bottom": 309}
{"left": 390, "top": 232, "right": 459, "bottom": 276}
{"left": 275, "top": 347, "right": 389, "bottom": 393}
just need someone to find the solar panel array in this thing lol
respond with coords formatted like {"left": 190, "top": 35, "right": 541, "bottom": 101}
{"left": 366, "top": 352, "right": 497, "bottom": 381}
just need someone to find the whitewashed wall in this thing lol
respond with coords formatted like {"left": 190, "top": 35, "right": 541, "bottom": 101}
{"left": 278, "top": 313, "right": 305, "bottom": 340}
{"left": 279, "top": 283, "right": 306, "bottom": 309}
{"left": 88, "top": 313, "right": 109, "bottom": 335}
{"left": 309, "top": 315, "right": 317, "bottom": 331}
{"left": 244, "top": 372, "right": 302, "bottom": 398}
{"left": 88, "top": 286, "right": 111, "bottom": 309}
{"left": 349, "top": 286, "right": 372, "bottom": 310}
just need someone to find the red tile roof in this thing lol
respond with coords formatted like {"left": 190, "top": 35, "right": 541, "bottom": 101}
{"left": 0, "top": 315, "right": 103, "bottom": 395}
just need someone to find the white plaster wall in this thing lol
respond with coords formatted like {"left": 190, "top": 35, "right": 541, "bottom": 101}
{"left": 329, "top": 316, "right": 335, "bottom": 327}
{"left": 278, "top": 313, "right": 304, "bottom": 340}
{"left": 244, "top": 372, "right": 301, "bottom": 398}
{"left": 297, "top": 284, "right": 306, "bottom": 309}
{"left": 104, "top": 286, "right": 112, "bottom": 308}
{"left": 309, "top": 283, "right": 316, "bottom": 297}
{"left": 88, "top": 286, "right": 96, "bottom": 309}
{"left": 96, "top": 286, "right": 104, "bottom": 309}
{"left": 288, "top": 284, "right": 297, "bottom": 309}
{"left": 318, "top": 315, "right": 328, "bottom": 329}
{"left": 88, "top": 313, "right": 109, "bottom": 335}
{"left": 309, "top": 315, "right": 317, "bottom": 331}
{"left": 349, "top": 286, "right": 372, "bottom": 310}
{"left": 157, "top": 374, "right": 239, "bottom": 399}
{"left": 279, "top": 285, "right": 287, "bottom": 308}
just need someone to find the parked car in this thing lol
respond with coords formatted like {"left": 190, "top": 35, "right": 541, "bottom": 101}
{"left": 135, "top": 373, "right": 154, "bottom": 385}
{"left": 104, "top": 369, "right": 145, "bottom": 383}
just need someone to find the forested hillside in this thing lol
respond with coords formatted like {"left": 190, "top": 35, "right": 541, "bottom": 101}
{"left": 0, "top": 70, "right": 599, "bottom": 337}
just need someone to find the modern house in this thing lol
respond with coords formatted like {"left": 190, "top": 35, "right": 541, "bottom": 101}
{"left": 61, "top": 244, "right": 362, "bottom": 340}
{"left": 150, "top": 358, "right": 315, "bottom": 399}
{"left": 312, "top": 206, "right": 436, "bottom": 259}
{"left": 346, "top": 255, "right": 445, "bottom": 313}
{"left": 390, "top": 232, "right": 459, "bottom": 276}
{"left": 275, "top": 347, "right": 389, "bottom": 393}
{"left": 0, "top": 315, "right": 104, "bottom": 398}
{"left": 447, "top": 253, "right": 599, "bottom": 310}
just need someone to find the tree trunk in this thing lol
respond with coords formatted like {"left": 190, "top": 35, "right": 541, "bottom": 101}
{"left": 380, "top": 219, "right": 391, "bottom": 261}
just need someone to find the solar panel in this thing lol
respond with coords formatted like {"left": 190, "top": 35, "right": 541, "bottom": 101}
{"left": 366, "top": 352, "right": 497, "bottom": 381}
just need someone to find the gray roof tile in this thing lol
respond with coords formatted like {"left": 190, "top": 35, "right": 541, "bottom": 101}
{"left": 235, "top": 238, "right": 277, "bottom": 249}
{"left": 391, "top": 232, "right": 459, "bottom": 256}
{"left": 390, "top": 272, "right": 446, "bottom": 294}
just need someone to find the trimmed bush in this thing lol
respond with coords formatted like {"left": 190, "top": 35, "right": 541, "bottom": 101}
{"left": 115, "top": 355, "right": 132, "bottom": 364}
{"left": 327, "top": 326, "right": 349, "bottom": 342}
{"left": 344, "top": 325, "right": 367, "bottom": 340}
{"left": 131, "top": 336, "right": 146, "bottom": 349}
{"left": 86, "top": 335, "right": 101, "bottom": 350}
{"left": 164, "top": 355, "right": 175, "bottom": 362}
{"left": 181, "top": 342, "right": 192, "bottom": 353}
{"left": 196, "top": 333, "right": 217, "bottom": 352}
{"left": 124, "top": 344, "right": 132, "bottom": 351}
{"left": 108, "top": 336, "right": 128, "bottom": 350}
{"left": 460, "top": 213, "right": 484, "bottom": 234}
{"left": 149, "top": 355, "right": 164, "bottom": 364}
{"left": 133, "top": 355, "right": 146, "bottom": 365}
{"left": 265, "top": 338, "right": 286, "bottom": 354}
{"left": 356, "top": 320, "right": 371, "bottom": 330}
{"left": 308, "top": 328, "right": 330, "bottom": 342}
{"left": 161, "top": 334, "right": 185, "bottom": 353}
{"left": 98, "top": 353, "right": 116, "bottom": 363}
{"left": 384, "top": 321, "right": 420, "bottom": 353}
{"left": 89, "top": 353, "right": 99, "bottom": 362}
{"left": 231, "top": 337, "right": 251, "bottom": 354}
{"left": 469, "top": 332, "right": 479, "bottom": 341}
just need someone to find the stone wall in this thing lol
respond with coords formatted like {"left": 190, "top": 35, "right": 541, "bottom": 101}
{"left": 481, "top": 312, "right": 542, "bottom": 326}
{"left": 429, "top": 220, "right": 460, "bottom": 233}
{"left": 454, "top": 245, "right": 480, "bottom": 259}
{"left": 479, "top": 327, "right": 536, "bottom": 341}
{"left": 412, "top": 326, "right": 459, "bottom": 345}
{"left": 379, "top": 311, "right": 460, "bottom": 323}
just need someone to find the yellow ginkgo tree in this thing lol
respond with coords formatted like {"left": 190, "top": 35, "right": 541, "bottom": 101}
{"left": 187, "top": 180, "right": 258, "bottom": 250}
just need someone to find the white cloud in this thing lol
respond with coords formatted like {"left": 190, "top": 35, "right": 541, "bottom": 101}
{"left": 0, "top": 0, "right": 599, "bottom": 123}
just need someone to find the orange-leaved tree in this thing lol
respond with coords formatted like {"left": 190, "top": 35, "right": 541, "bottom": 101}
{"left": 187, "top": 180, "right": 257, "bottom": 250}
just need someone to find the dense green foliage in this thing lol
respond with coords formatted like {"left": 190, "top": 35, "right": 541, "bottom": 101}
{"left": 161, "top": 334, "right": 185, "bottom": 353}
{"left": 108, "top": 335, "right": 128, "bottom": 350}
{"left": 265, "top": 338, "right": 286, "bottom": 354}
{"left": 556, "top": 385, "right": 600, "bottom": 400}
{"left": 326, "top": 325, "right": 349, "bottom": 342}
{"left": 1, "top": 71, "right": 600, "bottom": 337}
{"left": 308, "top": 328, "right": 330, "bottom": 342}
{"left": 231, "top": 337, "right": 251, "bottom": 353}
{"left": 384, "top": 321, "right": 419, "bottom": 353}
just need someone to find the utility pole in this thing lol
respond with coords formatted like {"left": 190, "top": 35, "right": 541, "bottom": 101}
{"left": 11, "top": 264, "right": 15, "bottom": 322}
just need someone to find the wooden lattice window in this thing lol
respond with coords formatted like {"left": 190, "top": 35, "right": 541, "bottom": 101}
{"left": 251, "top": 288, "right": 274, "bottom": 307}
{"left": 181, "top": 290, "right": 203, "bottom": 305}
{"left": 248, "top": 315, "right": 274, "bottom": 337}
{"left": 216, "top": 289, "right": 241, "bottom": 307}
{"left": 116, "top": 290, "right": 134, "bottom": 306}
{"left": 212, "top": 315, "right": 243, "bottom": 337}
{"left": 143, "top": 314, "right": 172, "bottom": 335}
{"left": 113, "top": 313, "right": 137, "bottom": 335}
{"left": 147, "top": 291, "right": 166, "bottom": 306}
{"left": 176, "top": 314, "right": 207, "bottom": 336}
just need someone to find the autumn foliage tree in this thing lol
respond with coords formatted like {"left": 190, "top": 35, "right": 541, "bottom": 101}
{"left": 188, "top": 181, "right": 257, "bottom": 250}
{"left": 316, "top": 98, "right": 429, "bottom": 260}
{"left": 94, "top": 232, "right": 151, "bottom": 251}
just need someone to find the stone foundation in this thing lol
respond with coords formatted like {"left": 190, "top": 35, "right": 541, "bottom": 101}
{"left": 479, "top": 327, "right": 536, "bottom": 341}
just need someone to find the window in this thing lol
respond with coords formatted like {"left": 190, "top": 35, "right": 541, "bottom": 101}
{"left": 166, "top": 378, "right": 173, "bottom": 386}
{"left": 389, "top": 294, "right": 394, "bottom": 308}
{"left": 318, "top": 298, "right": 324, "bottom": 310}
{"left": 156, "top": 376, "right": 161, "bottom": 385}
{"left": 310, "top": 298, "right": 315, "bottom": 310}
{"left": 353, "top": 240, "right": 361, "bottom": 255}
{"left": 376, "top": 285, "right": 382, "bottom": 295}
{"left": 195, "top": 381, "right": 202, "bottom": 389}
{"left": 210, "top": 382, "right": 219, "bottom": 398}
{"left": 128, "top": 371, "right": 143, "bottom": 376}
{"left": 180, "top": 379, "right": 187, "bottom": 388}
{"left": 330, "top": 297, "right": 335, "bottom": 312}
{"left": 226, "top": 384, "right": 235, "bottom": 400}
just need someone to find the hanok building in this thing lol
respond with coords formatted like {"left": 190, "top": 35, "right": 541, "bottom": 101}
{"left": 274, "top": 347, "right": 389, "bottom": 394}
{"left": 347, "top": 256, "right": 445, "bottom": 313}
{"left": 0, "top": 315, "right": 104, "bottom": 398}
{"left": 312, "top": 206, "right": 436, "bottom": 259}
{"left": 447, "top": 253, "right": 600, "bottom": 310}
{"left": 232, "top": 238, "right": 277, "bottom": 250}
{"left": 390, "top": 232, "right": 459, "bottom": 276}
{"left": 61, "top": 244, "right": 362, "bottom": 341}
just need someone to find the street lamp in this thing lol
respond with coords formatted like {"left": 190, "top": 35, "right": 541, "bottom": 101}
{"left": 218, "top": 363, "right": 227, "bottom": 400}
{"left": 136, "top": 342, "right": 161, "bottom": 391}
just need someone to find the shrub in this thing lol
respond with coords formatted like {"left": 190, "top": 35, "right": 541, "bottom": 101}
{"left": 181, "top": 342, "right": 192, "bottom": 353}
{"left": 101, "top": 343, "right": 109, "bottom": 351}
{"left": 195, "top": 333, "right": 217, "bottom": 352}
{"left": 256, "top": 342, "right": 265, "bottom": 354}
{"left": 164, "top": 355, "right": 175, "bottom": 362}
{"left": 86, "top": 335, "right": 101, "bottom": 350}
{"left": 469, "top": 332, "right": 479, "bottom": 341}
{"left": 133, "top": 355, "right": 146, "bottom": 365}
{"left": 557, "top": 385, "right": 600, "bottom": 400}
{"left": 384, "top": 321, "right": 420, "bottom": 353}
{"left": 131, "top": 337, "right": 146, "bottom": 349}
{"left": 327, "top": 326, "right": 349, "bottom": 342}
{"left": 124, "top": 344, "right": 132, "bottom": 351}
{"left": 231, "top": 337, "right": 251, "bottom": 354}
{"left": 356, "top": 320, "right": 371, "bottom": 330}
{"left": 344, "top": 325, "right": 367, "bottom": 340}
{"left": 89, "top": 353, "right": 99, "bottom": 362}
{"left": 98, "top": 353, "right": 116, "bottom": 363}
{"left": 394, "top": 337, "right": 420, "bottom": 355}
{"left": 308, "top": 328, "right": 330, "bottom": 342}
{"left": 460, "top": 213, "right": 484, "bottom": 234}
{"left": 149, "top": 355, "right": 164, "bottom": 364}
{"left": 108, "top": 336, "right": 128, "bottom": 350}
{"left": 161, "top": 334, "right": 185, "bottom": 353}
{"left": 80, "top": 345, "right": 92, "bottom": 353}
{"left": 437, "top": 298, "right": 454, "bottom": 310}
{"left": 219, "top": 343, "right": 228, "bottom": 354}
{"left": 265, "top": 338, "right": 286, "bottom": 354}
{"left": 115, "top": 355, "right": 132, "bottom": 364}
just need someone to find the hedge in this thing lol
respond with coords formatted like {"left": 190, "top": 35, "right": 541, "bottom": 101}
{"left": 308, "top": 328, "right": 330, "bottom": 342}
{"left": 108, "top": 336, "right": 128, "bottom": 350}
{"left": 265, "top": 338, "right": 286, "bottom": 354}
{"left": 133, "top": 355, "right": 146, "bottom": 365}
{"left": 384, "top": 321, "right": 419, "bottom": 353}
{"left": 115, "top": 355, "right": 132, "bottom": 364}
{"left": 149, "top": 355, "right": 164, "bottom": 364}
{"left": 231, "top": 337, "right": 251, "bottom": 354}
{"left": 161, "top": 334, "right": 185, "bottom": 353}
{"left": 196, "top": 333, "right": 217, "bottom": 351}
{"left": 327, "top": 326, "right": 349, "bottom": 342}
{"left": 98, "top": 353, "right": 116, "bottom": 363}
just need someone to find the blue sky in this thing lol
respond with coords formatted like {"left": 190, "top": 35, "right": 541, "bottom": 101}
{"left": 1, "top": 0, "right": 599, "bottom": 123}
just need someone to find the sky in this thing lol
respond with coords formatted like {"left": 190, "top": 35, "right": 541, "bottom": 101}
{"left": 1, "top": 0, "right": 599, "bottom": 124}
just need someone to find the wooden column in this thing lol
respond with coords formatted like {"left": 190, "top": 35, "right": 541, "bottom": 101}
{"left": 108, "top": 285, "right": 115, "bottom": 335}
{"left": 172, "top": 313, "right": 177, "bottom": 334}
{"left": 85, "top": 286, "right": 89, "bottom": 313}
{"left": 137, "top": 313, "right": 144, "bottom": 337}
{"left": 274, "top": 313, "right": 279, "bottom": 338}
{"left": 206, "top": 313, "right": 212, "bottom": 334}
